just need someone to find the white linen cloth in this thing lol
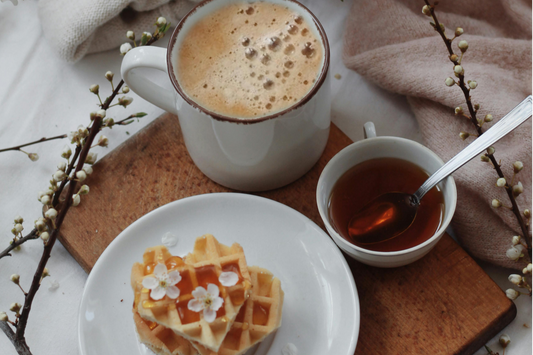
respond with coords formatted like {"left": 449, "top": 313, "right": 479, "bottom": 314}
{"left": 0, "top": 1, "right": 530, "bottom": 354}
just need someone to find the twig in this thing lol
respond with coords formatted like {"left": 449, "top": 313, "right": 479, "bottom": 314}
{"left": 0, "top": 135, "right": 67, "bottom": 153}
{"left": 424, "top": 0, "right": 532, "bottom": 259}
{"left": 0, "top": 229, "right": 39, "bottom": 260}
{"left": 0, "top": 321, "right": 31, "bottom": 355}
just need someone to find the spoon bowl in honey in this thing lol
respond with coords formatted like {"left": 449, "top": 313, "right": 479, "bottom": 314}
{"left": 348, "top": 96, "right": 531, "bottom": 245}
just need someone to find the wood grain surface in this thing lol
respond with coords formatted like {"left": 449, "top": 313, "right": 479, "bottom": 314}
{"left": 59, "top": 113, "right": 515, "bottom": 355}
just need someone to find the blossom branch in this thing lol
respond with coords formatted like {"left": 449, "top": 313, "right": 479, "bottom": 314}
{"left": 0, "top": 229, "right": 39, "bottom": 260}
{"left": 0, "top": 135, "right": 67, "bottom": 154}
{"left": 424, "top": 0, "right": 531, "bottom": 260}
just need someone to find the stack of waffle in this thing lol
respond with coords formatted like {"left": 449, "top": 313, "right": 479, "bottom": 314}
{"left": 131, "top": 234, "right": 284, "bottom": 355}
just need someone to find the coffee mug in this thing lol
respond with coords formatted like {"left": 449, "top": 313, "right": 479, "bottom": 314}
{"left": 121, "top": 0, "right": 331, "bottom": 192}
{"left": 317, "top": 122, "right": 457, "bottom": 268}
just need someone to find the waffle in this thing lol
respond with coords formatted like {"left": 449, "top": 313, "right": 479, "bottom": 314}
{"left": 133, "top": 265, "right": 283, "bottom": 355}
{"left": 192, "top": 266, "right": 284, "bottom": 355}
{"left": 133, "top": 236, "right": 252, "bottom": 352}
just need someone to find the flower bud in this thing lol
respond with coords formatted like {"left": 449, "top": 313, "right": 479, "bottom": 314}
{"left": 480, "top": 155, "right": 490, "bottom": 162}
{"left": 492, "top": 199, "right": 502, "bottom": 208}
{"left": 512, "top": 235, "right": 520, "bottom": 245}
{"left": 105, "top": 71, "right": 114, "bottom": 81}
{"left": 42, "top": 268, "right": 50, "bottom": 278}
{"left": 459, "top": 132, "right": 470, "bottom": 140}
{"left": 0, "top": 312, "right": 8, "bottom": 322}
{"left": 45, "top": 208, "right": 58, "bottom": 220}
{"left": 9, "top": 303, "right": 21, "bottom": 313}
{"left": 14, "top": 216, "right": 23, "bottom": 224}
{"left": 28, "top": 153, "right": 39, "bottom": 162}
{"left": 79, "top": 185, "right": 90, "bottom": 195}
{"left": 122, "top": 86, "right": 130, "bottom": 94}
{"left": 72, "top": 194, "right": 81, "bottom": 207}
{"left": 445, "top": 77, "right": 455, "bottom": 87}
{"left": 506, "top": 245, "right": 523, "bottom": 261}
{"left": 97, "top": 135, "right": 109, "bottom": 148}
{"left": 468, "top": 80, "right": 477, "bottom": 89}
{"left": 143, "top": 32, "right": 152, "bottom": 40}
{"left": 14, "top": 224, "right": 23, "bottom": 233}
{"left": 449, "top": 54, "right": 459, "bottom": 63}
{"left": 11, "top": 227, "right": 17, "bottom": 236}
{"left": 496, "top": 178, "right": 506, "bottom": 187}
{"left": 505, "top": 288, "right": 520, "bottom": 300}
{"left": 454, "top": 106, "right": 463, "bottom": 115}
{"left": 53, "top": 170, "right": 66, "bottom": 182}
{"left": 61, "top": 145, "right": 72, "bottom": 159}
{"left": 83, "top": 166, "right": 93, "bottom": 175}
{"left": 454, "top": 65, "right": 464, "bottom": 75}
{"left": 422, "top": 5, "right": 431, "bottom": 16}
{"left": 457, "top": 40, "right": 468, "bottom": 52}
{"left": 118, "top": 96, "right": 133, "bottom": 107}
{"left": 156, "top": 17, "right": 167, "bottom": 27}
{"left": 40, "top": 195, "right": 51, "bottom": 206}
{"left": 126, "top": 30, "right": 135, "bottom": 41}
{"left": 528, "top": 263, "right": 532, "bottom": 273}
{"left": 513, "top": 161, "right": 523, "bottom": 173}
{"left": 35, "top": 219, "right": 46, "bottom": 231}
{"left": 10, "top": 274, "right": 20, "bottom": 284}
{"left": 96, "top": 109, "right": 106, "bottom": 119}
{"left": 89, "top": 84, "right": 99, "bottom": 95}
{"left": 474, "top": 103, "right": 480, "bottom": 110}
{"left": 120, "top": 42, "right": 133, "bottom": 55}
{"left": 40, "top": 231, "right": 50, "bottom": 242}
{"left": 104, "top": 118, "right": 115, "bottom": 127}
{"left": 455, "top": 27, "right": 463, "bottom": 36}
{"left": 508, "top": 274, "right": 522, "bottom": 285}
{"left": 499, "top": 334, "right": 511, "bottom": 348}
{"left": 85, "top": 152, "right": 97, "bottom": 165}
{"left": 487, "top": 146, "right": 495, "bottom": 155}
{"left": 57, "top": 162, "right": 67, "bottom": 172}
{"left": 76, "top": 170, "right": 87, "bottom": 182}
{"left": 483, "top": 114, "right": 493, "bottom": 123}
{"left": 524, "top": 209, "right": 530, "bottom": 218}
{"left": 512, "top": 182, "right": 523, "bottom": 197}
{"left": 90, "top": 112, "right": 97, "bottom": 120}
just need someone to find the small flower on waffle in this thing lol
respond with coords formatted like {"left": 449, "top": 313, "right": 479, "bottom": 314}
{"left": 188, "top": 284, "right": 224, "bottom": 323}
{"left": 142, "top": 263, "right": 181, "bottom": 300}
{"left": 218, "top": 271, "right": 239, "bottom": 287}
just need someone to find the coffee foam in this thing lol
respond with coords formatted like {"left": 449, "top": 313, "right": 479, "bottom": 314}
{"left": 175, "top": 1, "right": 323, "bottom": 119}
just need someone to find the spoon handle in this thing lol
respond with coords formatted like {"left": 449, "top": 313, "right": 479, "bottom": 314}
{"left": 413, "top": 96, "right": 532, "bottom": 203}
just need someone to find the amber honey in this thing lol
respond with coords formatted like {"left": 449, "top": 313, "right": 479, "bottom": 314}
{"left": 253, "top": 303, "right": 270, "bottom": 325}
{"left": 328, "top": 158, "right": 444, "bottom": 252}
{"left": 176, "top": 299, "right": 200, "bottom": 324}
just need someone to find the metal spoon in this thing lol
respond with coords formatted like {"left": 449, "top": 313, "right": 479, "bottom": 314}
{"left": 348, "top": 96, "right": 532, "bottom": 245}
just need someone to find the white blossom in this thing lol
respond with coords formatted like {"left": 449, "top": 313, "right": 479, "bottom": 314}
{"left": 118, "top": 96, "right": 133, "bottom": 107}
{"left": 506, "top": 245, "right": 523, "bottom": 261}
{"left": 120, "top": 42, "right": 133, "bottom": 55}
{"left": 487, "top": 146, "right": 495, "bottom": 155}
{"left": 28, "top": 153, "right": 39, "bottom": 161}
{"left": 513, "top": 182, "right": 523, "bottom": 197}
{"left": 53, "top": 170, "right": 67, "bottom": 182}
{"left": 40, "top": 195, "right": 51, "bottom": 206}
{"left": 40, "top": 232, "right": 50, "bottom": 242}
{"left": 122, "top": 86, "right": 130, "bottom": 94}
{"left": 505, "top": 288, "right": 520, "bottom": 300}
{"left": 14, "top": 216, "right": 23, "bottom": 224}
{"left": 457, "top": 40, "right": 468, "bottom": 52}
{"left": 142, "top": 264, "right": 182, "bottom": 300}
{"left": 45, "top": 208, "right": 58, "bottom": 220}
{"left": 156, "top": 17, "right": 167, "bottom": 26}
{"left": 445, "top": 77, "right": 455, "bottom": 87}
{"left": 61, "top": 145, "right": 72, "bottom": 159}
{"left": 496, "top": 178, "right": 506, "bottom": 187}
{"left": 219, "top": 272, "right": 239, "bottom": 287}
{"left": 14, "top": 224, "right": 23, "bottom": 233}
{"left": 484, "top": 114, "right": 493, "bottom": 122}
{"left": 85, "top": 152, "right": 97, "bottom": 165}
{"left": 72, "top": 194, "right": 81, "bottom": 207}
{"left": 513, "top": 161, "right": 523, "bottom": 173}
{"left": 57, "top": 162, "right": 67, "bottom": 171}
{"left": 83, "top": 166, "right": 93, "bottom": 175}
{"left": 105, "top": 71, "right": 114, "bottom": 81}
{"left": 468, "top": 80, "right": 477, "bottom": 89}
{"left": 508, "top": 274, "right": 522, "bottom": 285}
{"left": 79, "top": 185, "right": 90, "bottom": 195}
{"left": 89, "top": 84, "right": 99, "bottom": 95}
{"left": 96, "top": 109, "right": 106, "bottom": 119}
{"left": 0, "top": 312, "right": 7, "bottom": 322}
{"left": 76, "top": 170, "right": 87, "bottom": 182}
{"left": 454, "top": 65, "right": 464, "bottom": 75}
{"left": 455, "top": 27, "right": 463, "bottom": 36}
{"left": 188, "top": 284, "right": 224, "bottom": 323}
{"left": 512, "top": 235, "right": 520, "bottom": 246}
{"left": 10, "top": 274, "right": 20, "bottom": 284}
{"left": 499, "top": 334, "right": 511, "bottom": 348}
{"left": 98, "top": 135, "right": 109, "bottom": 147}
{"left": 35, "top": 219, "right": 47, "bottom": 231}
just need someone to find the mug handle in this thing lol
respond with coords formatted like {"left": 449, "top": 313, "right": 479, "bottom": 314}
{"left": 363, "top": 121, "right": 377, "bottom": 139}
{"left": 120, "top": 46, "right": 178, "bottom": 115}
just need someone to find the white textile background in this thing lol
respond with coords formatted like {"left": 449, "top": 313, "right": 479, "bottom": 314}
{"left": 0, "top": 0, "right": 530, "bottom": 354}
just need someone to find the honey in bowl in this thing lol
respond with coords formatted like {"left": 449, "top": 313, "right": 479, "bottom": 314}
{"left": 328, "top": 157, "right": 445, "bottom": 252}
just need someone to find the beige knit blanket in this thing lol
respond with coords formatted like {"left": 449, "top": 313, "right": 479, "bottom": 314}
{"left": 343, "top": 0, "right": 531, "bottom": 269}
{"left": 38, "top": 0, "right": 200, "bottom": 62}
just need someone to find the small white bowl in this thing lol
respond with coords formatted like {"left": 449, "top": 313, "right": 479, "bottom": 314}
{"left": 316, "top": 122, "right": 457, "bottom": 267}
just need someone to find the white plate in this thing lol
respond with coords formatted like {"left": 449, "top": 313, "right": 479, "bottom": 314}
{"left": 78, "top": 193, "right": 360, "bottom": 355}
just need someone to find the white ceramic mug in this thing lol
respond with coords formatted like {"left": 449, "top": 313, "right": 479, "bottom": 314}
{"left": 121, "top": 0, "right": 331, "bottom": 192}
{"left": 317, "top": 122, "right": 457, "bottom": 268}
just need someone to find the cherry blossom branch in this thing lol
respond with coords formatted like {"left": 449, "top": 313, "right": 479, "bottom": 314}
{"left": 423, "top": 0, "right": 531, "bottom": 260}
{"left": 0, "top": 135, "right": 67, "bottom": 154}
{"left": 0, "top": 229, "right": 39, "bottom": 260}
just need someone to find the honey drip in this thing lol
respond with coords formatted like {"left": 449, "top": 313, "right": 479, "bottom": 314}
{"left": 165, "top": 256, "right": 184, "bottom": 270}
{"left": 253, "top": 303, "right": 269, "bottom": 325}
{"left": 178, "top": 270, "right": 194, "bottom": 296}
{"left": 229, "top": 289, "right": 246, "bottom": 306}
{"left": 195, "top": 265, "right": 220, "bottom": 288}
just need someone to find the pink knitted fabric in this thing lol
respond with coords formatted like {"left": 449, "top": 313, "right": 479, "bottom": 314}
{"left": 343, "top": 0, "right": 531, "bottom": 269}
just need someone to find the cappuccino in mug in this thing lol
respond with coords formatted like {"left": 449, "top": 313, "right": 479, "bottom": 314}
{"left": 176, "top": 1, "right": 324, "bottom": 119}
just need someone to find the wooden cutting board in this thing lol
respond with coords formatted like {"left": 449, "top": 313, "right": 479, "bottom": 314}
{"left": 60, "top": 113, "right": 515, "bottom": 355}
